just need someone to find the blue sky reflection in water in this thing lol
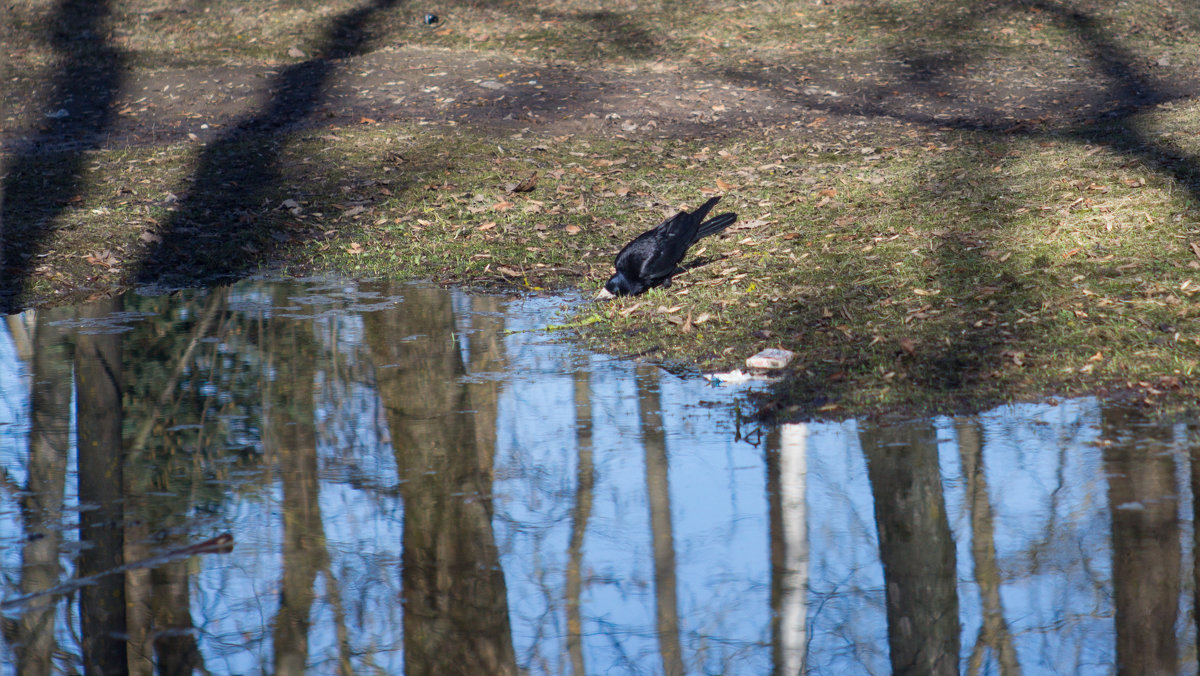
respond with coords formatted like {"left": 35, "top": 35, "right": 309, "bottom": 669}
{"left": 0, "top": 279, "right": 1195, "bottom": 674}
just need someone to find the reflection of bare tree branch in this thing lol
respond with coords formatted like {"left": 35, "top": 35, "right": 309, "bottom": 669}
{"left": 860, "top": 421, "right": 959, "bottom": 676}
{"left": 956, "top": 419, "right": 1019, "bottom": 676}
{"left": 636, "top": 365, "right": 685, "bottom": 676}
{"left": 129, "top": 288, "right": 229, "bottom": 455}
{"left": 567, "top": 358, "right": 595, "bottom": 676}
{"left": 1102, "top": 405, "right": 1180, "bottom": 676}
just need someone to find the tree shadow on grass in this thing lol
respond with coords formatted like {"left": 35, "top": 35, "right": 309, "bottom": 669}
{"left": 135, "top": 0, "right": 402, "bottom": 286}
{"left": 0, "top": 0, "right": 123, "bottom": 313}
{"left": 716, "top": 0, "right": 1200, "bottom": 416}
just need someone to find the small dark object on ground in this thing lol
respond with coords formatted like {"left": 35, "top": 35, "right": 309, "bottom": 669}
{"left": 599, "top": 195, "right": 737, "bottom": 298}
{"left": 424, "top": 13, "right": 439, "bottom": 25}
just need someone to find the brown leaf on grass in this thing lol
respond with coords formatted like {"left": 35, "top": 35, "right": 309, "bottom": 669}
{"left": 507, "top": 172, "right": 539, "bottom": 193}
{"left": 716, "top": 178, "right": 735, "bottom": 191}
{"left": 498, "top": 265, "right": 522, "bottom": 277}
{"left": 564, "top": 225, "right": 581, "bottom": 235}
{"left": 1190, "top": 241, "right": 1200, "bottom": 259}
{"left": 619, "top": 301, "right": 646, "bottom": 317}
{"left": 345, "top": 242, "right": 364, "bottom": 255}
{"left": 492, "top": 200, "right": 514, "bottom": 212}
{"left": 139, "top": 231, "right": 162, "bottom": 245}
{"left": 86, "top": 251, "right": 119, "bottom": 268}
{"left": 478, "top": 221, "right": 497, "bottom": 231}
{"left": 898, "top": 337, "right": 916, "bottom": 355}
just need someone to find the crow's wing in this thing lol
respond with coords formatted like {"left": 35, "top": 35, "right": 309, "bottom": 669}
{"left": 628, "top": 211, "right": 703, "bottom": 282}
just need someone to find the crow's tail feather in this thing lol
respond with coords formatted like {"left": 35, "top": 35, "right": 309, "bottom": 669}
{"left": 696, "top": 213, "right": 736, "bottom": 239}
{"left": 689, "top": 196, "right": 722, "bottom": 224}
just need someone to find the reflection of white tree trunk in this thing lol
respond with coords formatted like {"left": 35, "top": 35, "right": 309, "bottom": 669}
{"left": 777, "top": 423, "right": 809, "bottom": 676}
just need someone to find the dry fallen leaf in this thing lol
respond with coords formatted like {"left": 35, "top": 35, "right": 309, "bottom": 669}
{"left": 507, "top": 172, "right": 539, "bottom": 193}
{"left": 564, "top": 225, "right": 581, "bottom": 235}
{"left": 492, "top": 200, "right": 514, "bottom": 212}
{"left": 345, "top": 242, "right": 364, "bottom": 254}
{"left": 898, "top": 337, "right": 916, "bottom": 355}
{"left": 716, "top": 178, "right": 735, "bottom": 192}
{"left": 86, "top": 250, "right": 119, "bottom": 268}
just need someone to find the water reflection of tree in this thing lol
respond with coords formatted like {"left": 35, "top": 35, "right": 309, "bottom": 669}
{"left": 567, "top": 358, "right": 595, "bottom": 676}
{"left": 955, "top": 419, "right": 1019, "bottom": 676}
{"left": 14, "top": 308, "right": 72, "bottom": 675}
{"left": 859, "top": 421, "right": 959, "bottom": 676}
{"left": 1101, "top": 405, "right": 1180, "bottom": 675}
{"left": 75, "top": 296, "right": 127, "bottom": 675}
{"left": 768, "top": 423, "right": 809, "bottom": 676}
{"left": 636, "top": 365, "right": 685, "bottom": 676}
{"left": 364, "top": 285, "right": 517, "bottom": 675}
{"left": 261, "top": 283, "right": 334, "bottom": 675}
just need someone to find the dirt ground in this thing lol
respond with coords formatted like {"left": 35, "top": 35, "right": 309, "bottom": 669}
{"left": 4, "top": 0, "right": 1198, "bottom": 154}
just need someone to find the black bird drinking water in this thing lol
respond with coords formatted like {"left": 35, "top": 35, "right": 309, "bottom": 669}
{"left": 597, "top": 195, "right": 737, "bottom": 298}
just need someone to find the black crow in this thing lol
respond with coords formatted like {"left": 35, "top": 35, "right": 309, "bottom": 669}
{"left": 597, "top": 196, "right": 737, "bottom": 298}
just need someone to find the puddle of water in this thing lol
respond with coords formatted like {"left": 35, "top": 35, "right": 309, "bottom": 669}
{"left": 0, "top": 278, "right": 1196, "bottom": 674}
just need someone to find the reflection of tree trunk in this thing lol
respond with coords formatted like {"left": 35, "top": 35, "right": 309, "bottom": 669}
{"left": 860, "top": 421, "right": 959, "bottom": 676}
{"left": 1102, "top": 406, "right": 1179, "bottom": 676}
{"left": 16, "top": 309, "right": 72, "bottom": 676}
{"left": 956, "top": 419, "right": 1019, "bottom": 676}
{"left": 266, "top": 286, "right": 324, "bottom": 676}
{"left": 636, "top": 366, "right": 684, "bottom": 676}
{"left": 75, "top": 296, "right": 128, "bottom": 676}
{"left": 364, "top": 285, "right": 516, "bottom": 676}
{"left": 768, "top": 423, "right": 809, "bottom": 676}
{"left": 150, "top": 560, "right": 201, "bottom": 676}
{"left": 567, "top": 359, "right": 595, "bottom": 676}
{"left": 1192, "top": 423, "right": 1200, "bottom": 672}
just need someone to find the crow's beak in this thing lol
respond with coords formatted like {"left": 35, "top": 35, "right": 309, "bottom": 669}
{"left": 595, "top": 287, "right": 616, "bottom": 300}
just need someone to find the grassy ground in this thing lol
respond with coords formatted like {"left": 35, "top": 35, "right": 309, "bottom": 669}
{"left": 3, "top": 0, "right": 1200, "bottom": 418}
